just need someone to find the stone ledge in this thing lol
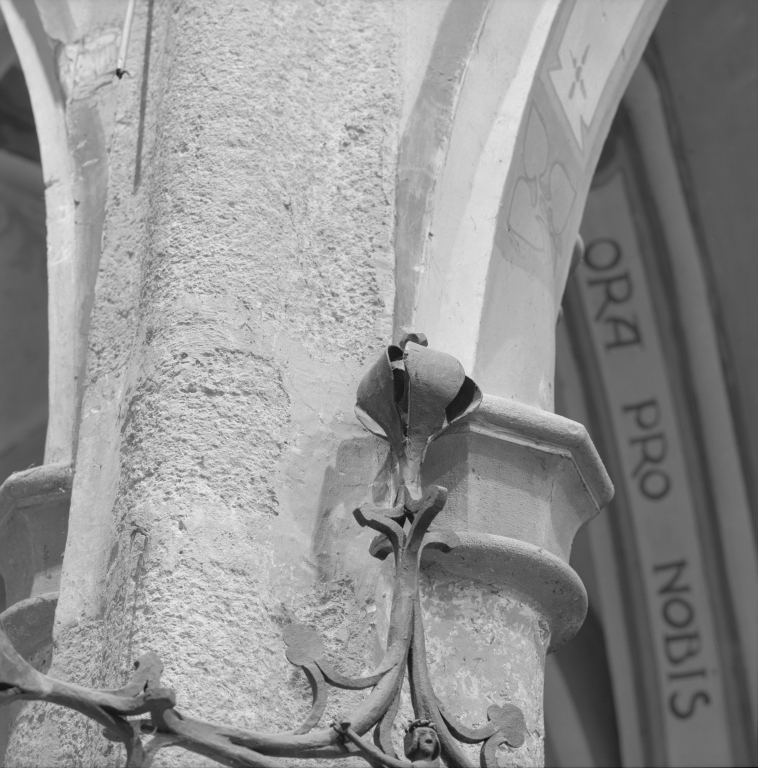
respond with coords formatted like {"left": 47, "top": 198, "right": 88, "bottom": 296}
{"left": 421, "top": 394, "right": 613, "bottom": 564}
{"left": 463, "top": 394, "right": 613, "bottom": 511}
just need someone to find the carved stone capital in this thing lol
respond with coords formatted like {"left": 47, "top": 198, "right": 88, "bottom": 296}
{"left": 421, "top": 394, "right": 613, "bottom": 649}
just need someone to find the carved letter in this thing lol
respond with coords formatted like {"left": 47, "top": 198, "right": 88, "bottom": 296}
{"left": 669, "top": 690, "right": 710, "bottom": 719}
{"left": 640, "top": 470, "right": 670, "bottom": 500}
{"left": 585, "top": 238, "right": 622, "bottom": 271}
{"left": 589, "top": 272, "right": 633, "bottom": 321}
{"left": 604, "top": 316, "right": 642, "bottom": 350}
{"left": 663, "top": 597, "right": 694, "bottom": 629}
{"left": 665, "top": 632, "right": 701, "bottom": 665}
{"left": 623, "top": 399, "right": 661, "bottom": 430}
{"left": 654, "top": 560, "right": 690, "bottom": 595}
{"left": 630, "top": 432, "right": 667, "bottom": 477}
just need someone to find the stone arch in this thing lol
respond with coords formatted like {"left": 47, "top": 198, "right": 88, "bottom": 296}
{"left": 0, "top": 0, "right": 78, "bottom": 464}
{"left": 0, "top": 5, "right": 81, "bottom": 759}
{"left": 395, "top": 0, "right": 665, "bottom": 410}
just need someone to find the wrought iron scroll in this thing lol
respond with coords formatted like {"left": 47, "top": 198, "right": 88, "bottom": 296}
{"left": 0, "top": 335, "right": 527, "bottom": 767}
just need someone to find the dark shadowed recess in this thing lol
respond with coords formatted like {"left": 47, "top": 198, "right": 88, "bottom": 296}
{"left": 0, "top": 65, "right": 39, "bottom": 163}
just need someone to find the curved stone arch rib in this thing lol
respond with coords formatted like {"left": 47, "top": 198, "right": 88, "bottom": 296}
{"left": 393, "top": 0, "right": 493, "bottom": 336}
{"left": 399, "top": 0, "right": 666, "bottom": 411}
{"left": 623, "top": 58, "right": 758, "bottom": 758}
{"left": 0, "top": 0, "right": 77, "bottom": 464}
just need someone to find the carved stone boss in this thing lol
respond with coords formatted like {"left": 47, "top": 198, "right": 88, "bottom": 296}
{"left": 0, "top": 334, "right": 612, "bottom": 767}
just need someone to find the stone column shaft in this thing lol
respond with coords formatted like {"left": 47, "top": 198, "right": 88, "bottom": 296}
{"left": 9, "top": 2, "right": 397, "bottom": 765}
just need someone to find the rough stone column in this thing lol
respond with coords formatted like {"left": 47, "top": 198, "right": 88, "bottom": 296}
{"left": 8, "top": 1, "right": 398, "bottom": 765}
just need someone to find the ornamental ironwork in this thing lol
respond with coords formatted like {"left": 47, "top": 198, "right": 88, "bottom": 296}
{"left": 0, "top": 335, "right": 527, "bottom": 767}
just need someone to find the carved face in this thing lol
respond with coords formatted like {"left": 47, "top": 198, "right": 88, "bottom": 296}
{"left": 406, "top": 726, "right": 440, "bottom": 761}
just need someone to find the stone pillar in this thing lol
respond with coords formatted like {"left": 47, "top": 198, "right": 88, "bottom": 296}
{"left": 420, "top": 395, "right": 612, "bottom": 765}
{"left": 7, "top": 1, "right": 398, "bottom": 765}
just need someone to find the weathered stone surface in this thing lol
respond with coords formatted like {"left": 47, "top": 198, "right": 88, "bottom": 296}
{"left": 421, "top": 571, "right": 547, "bottom": 767}
{"left": 8, "top": 2, "right": 397, "bottom": 765}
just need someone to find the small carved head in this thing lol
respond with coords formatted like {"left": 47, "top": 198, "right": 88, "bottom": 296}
{"left": 403, "top": 719, "right": 441, "bottom": 766}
